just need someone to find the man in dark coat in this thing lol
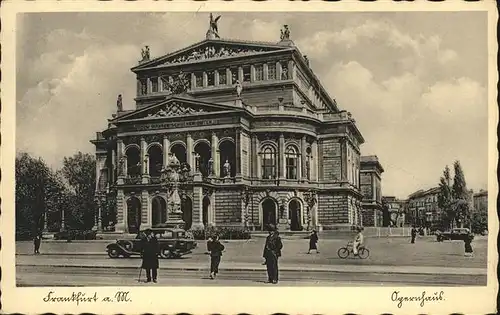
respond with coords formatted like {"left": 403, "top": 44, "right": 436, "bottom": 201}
{"left": 33, "top": 232, "right": 42, "bottom": 254}
{"left": 263, "top": 225, "right": 283, "bottom": 284}
{"left": 141, "top": 229, "right": 159, "bottom": 283}
{"left": 209, "top": 235, "right": 225, "bottom": 279}
{"left": 411, "top": 226, "right": 417, "bottom": 244}
{"left": 308, "top": 230, "right": 319, "bottom": 254}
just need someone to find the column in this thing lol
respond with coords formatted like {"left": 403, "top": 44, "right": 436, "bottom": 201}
{"left": 187, "top": 134, "right": 193, "bottom": 171}
{"left": 235, "top": 129, "right": 242, "bottom": 176}
{"left": 203, "top": 72, "right": 208, "bottom": 87}
{"left": 141, "top": 138, "right": 149, "bottom": 184}
{"left": 141, "top": 190, "right": 150, "bottom": 229}
{"left": 191, "top": 73, "right": 196, "bottom": 89}
{"left": 263, "top": 63, "right": 269, "bottom": 81}
{"left": 238, "top": 66, "right": 244, "bottom": 83}
{"left": 211, "top": 132, "right": 218, "bottom": 176}
{"left": 251, "top": 134, "right": 258, "bottom": 178}
{"left": 192, "top": 186, "right": 204, "bottom": 229}
{"left": 226, "top": 68, "right": 232, "bottom": 85}
{"left": 250, "top": 65, "right": 256, "bottom": 82}
{"left": 117, "top": 140, "right": 125, "bottom": 182}
{"left": 163, "top": 135, "right": 170, "bottom": 167}
{"left": 288, "top": 60, "right": 295, "bottom": 80}
{"left": 340, "top": 138, "right": 347, "bottom": 181}
{"left": 276, "top": 61, "right": 282, "bottom": 81}
{"left": 279, "top": 133, "right": 285, "bottom": 179}
{"left": 216, "top": 149, "right": 221, "bottom": 177}
{"left": 300, "top": 136, "right": 307, "bottom": 180}
{"left": 116, "top": 189, "right": 126, "bottom": 233}
{"left": 214, "top": 71, "right": 220, "bottom": 86}
{"left": 312, "top": 139, "right": 318, "bottom": 181}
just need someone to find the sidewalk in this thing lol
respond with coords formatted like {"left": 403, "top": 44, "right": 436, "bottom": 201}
{"left": 17, "top": 257, "right": 486, "bottom": 276}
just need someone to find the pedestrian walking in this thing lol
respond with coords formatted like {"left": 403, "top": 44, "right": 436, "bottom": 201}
{"left": 307, "top": 230, "right": 319, "bottom": 254}
{"left": 141, "top": 228, "right": 159, "bottom": 283}
{"left": 209, "top": 235, "right": 225, "bottom": 279}
{"left": 411, "top": 226, "right": 417, "bottom": 244}
{"left": 464, "top": 233, "right": 474, "bottom": 257}
{"left": 262, "top": 225, "right": 282, "bottom": 284}
{"left": 206, "top": 236, "right": 213, "bottom": 255}
{"left": 33, "top": 232, "right": 42, "bottom": 254}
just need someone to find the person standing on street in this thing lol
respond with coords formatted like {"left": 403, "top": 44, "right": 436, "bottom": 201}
{"left": 411, "top": 226, "right": 417, "bottom": 244}
{"left": 307, "top": 230, "right": 319, "bottom": 254}
{"left": 33, "top": 231, "right": 42, "bottom": 255}
{"left": 464, "top": 233, "right": 474, "bottom": 257}
{"left": 262, "top": 225, "right": 283, "bottom": 284}
{"left": 209, "top": 235, "right": 225, "bottom": 279}
{"left": 141, "top": 228, "right": 159, "bottom": 283}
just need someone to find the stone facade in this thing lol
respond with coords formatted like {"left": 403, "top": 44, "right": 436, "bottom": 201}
{"left": 91, "top": 21, "right": 372, "bottom": 233}
{"left": 360, "top": 155, "right": 384, "bottom": 227}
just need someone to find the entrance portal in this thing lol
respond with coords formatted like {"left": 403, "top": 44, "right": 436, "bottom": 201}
{"left": 202, "top": 196, "right": 210, "bottom": 226}
{"left": 288, "top": 199, "right": 302, "bottom": 231}
{"left": 151, "top": 196, "right": 167, "bottom": 226}
{"left": 181, "top": 197, "right": 193, "bottom": 230}
{"left": 127, "top": 197, "right": 141, "bottom": 234}
{"left": 261, "top": 198, "right": 277, "bottom": 230}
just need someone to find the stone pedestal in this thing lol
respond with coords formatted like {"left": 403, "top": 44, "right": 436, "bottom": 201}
{"left": 165, "top": 212, "right": 185, "bottom": 229}
{"left": 234, "top": 98, "right": 243, "bottom": 107}
{"left": 277, "top": 218, "right": 290, "bottom": 231}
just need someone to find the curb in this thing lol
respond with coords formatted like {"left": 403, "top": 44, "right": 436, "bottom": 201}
{"left": 17, "top": 263, "right": 487, "bottom": 276}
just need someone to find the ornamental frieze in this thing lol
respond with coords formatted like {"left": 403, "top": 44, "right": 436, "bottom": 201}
{"left": 146, "top": 102, "right": 206, "bottom": 118}
{"left": 122, "top": 116, "right": 237, "bottom": 132}
{"left": 143, "top": 134, "right": 163, "bottom": 144}
{"left": 159, "top": 44, "right": 272, "bottom": 66}
{"left": 253, "top": 120, "right": 315, "bottom": 132}
{"left": 122, "top": 136, "right": 140, "bottom": 146}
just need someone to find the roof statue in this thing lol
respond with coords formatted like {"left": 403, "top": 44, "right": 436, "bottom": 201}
{"left": 235, "top": 80, "right": 243, "bottom": 98}
{"left": 206, "top": 13, "right": 221, "bottom": 39}
{"left": 140, "top": 45, "right": 150, "bottom": 62}
{"left": 116, "top": 94, "right": 123, "bottom": 112}
{"left": 280, "top": 25, "right": 290, "bottom": 41}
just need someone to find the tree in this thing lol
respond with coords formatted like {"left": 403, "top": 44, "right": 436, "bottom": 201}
{"left": 451, "top": 161, "right": 470, "bottom": 228}
{"left": 438, "top": 165, "right": 454, "bottom": 229}
{"left": 60, "top": 152, "right": 97, "bottom": 230}
{"left": 470, "top": 211, "right": 488, "bottom": 234}
{"left": 15, "top": 153, "right": 54, "bottom": 237}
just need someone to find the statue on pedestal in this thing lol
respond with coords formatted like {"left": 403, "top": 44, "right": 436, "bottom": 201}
{"left": 116, "top": 94, "right": 123, "bottom": 112}
{"left": 194, "top": 153, "right": 201, "bottom": 171}
{"left": 206, "top": 13, "right": 221, "bottom": 39}
{"left": 118, "top": 157, "right": 125, "bottom": 176}
{"left": 223, "top": 159, "right": 231, "bottom": 177}
{"left": 280, "top": 25, "right": 290, "bottom": 41}
{"left": 235, "top": 80, "right": 243, "bottom": 98}
{"left": 208, "top": 157, "right": 214, "bottom": 175}
{"left": 141, "top": 45, "right": 150, "bottom": 62}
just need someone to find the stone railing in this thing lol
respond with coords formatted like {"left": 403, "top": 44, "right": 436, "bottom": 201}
{"left": 124, "top": 176, "right": 141, "bottom": 185}
{"left": 252, "top": 104, "right": 324, "bottom": 120}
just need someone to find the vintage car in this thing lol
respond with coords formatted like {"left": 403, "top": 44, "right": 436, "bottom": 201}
{"left": 106, "top": 228, "right": 197, "bottom": 259}
{"left": 436, "top": 228, "right": 472, "bottom": 242}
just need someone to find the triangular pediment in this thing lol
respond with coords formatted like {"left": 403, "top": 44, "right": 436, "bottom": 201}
{"left": 132, "top": 39, "right": 292, "bottom": 70}
{"left": 112, "top": 96, "right": 242, "bottom": 122}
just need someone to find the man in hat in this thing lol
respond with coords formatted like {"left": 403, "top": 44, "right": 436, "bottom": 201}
{"left": 141, "top": 228, "right": 159, "bottom": 283}
{"left": 353, "top": 226, "right": 364, "bottom": 256}
{"left": 262, "top": 224, "right": 283, "bottom": 284}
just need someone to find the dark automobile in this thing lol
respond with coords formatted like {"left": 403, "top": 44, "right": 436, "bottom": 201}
{"left": 436, "top": 228, "right": 472, "bottom": 242}
{"left": 106, "top": 228, "right": 197, "bottom": 259}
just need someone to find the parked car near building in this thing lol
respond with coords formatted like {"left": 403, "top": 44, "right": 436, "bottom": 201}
{"left": 436, "top": 228, "right": 472, "bottom": 242}
{"left": 106, "top": 228, "right": 197, "bottom": 259}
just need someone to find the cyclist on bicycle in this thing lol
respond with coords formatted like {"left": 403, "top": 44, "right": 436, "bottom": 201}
{"left": 353, "top": 226, "right": 364, "bottom": 256}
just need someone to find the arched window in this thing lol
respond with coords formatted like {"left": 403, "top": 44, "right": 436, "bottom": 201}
{"left": 261, "top": 145, "right": 276, "bottom": 179}
{"left": 285, "top": 146, "right": 298, "bottom": 180}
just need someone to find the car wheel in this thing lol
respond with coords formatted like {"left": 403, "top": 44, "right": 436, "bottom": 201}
{"left": 160, "top": 248, "right": 172, "bottom": 259}
{"left": 108, "top": 248, "right": 120, "bottom": 258}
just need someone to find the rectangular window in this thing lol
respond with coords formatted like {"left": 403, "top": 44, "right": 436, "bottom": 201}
{"left": 207, "top": 70, "right": 215, "bottom": 86}
{"left": 195, "top": 72, "right": 203, "bottom": 88}
{"left": 151, "top": 77, "right": 158, "bottom": 93}
{"left": 243, "top": 65, "right": 251, "bottom": 82}
{"left": 268, "top": 63, "right": 276, "bottom": 80}
{"left": 255, "top": 65, "right": 263, "bottom": 81}
{"left": 218, "top": 69, "right": 227, "bottom": 85}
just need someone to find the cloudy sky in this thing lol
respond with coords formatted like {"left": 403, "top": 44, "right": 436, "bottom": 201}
{"left": 16, "top": 11, "right": 489, "bottom": 198}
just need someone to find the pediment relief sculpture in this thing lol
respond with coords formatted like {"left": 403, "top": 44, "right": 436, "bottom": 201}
{"left": 145, "top": 102, "right": 206, "bottom": 118}
{"left": 161, "top": 44, "right": 271, "bottom": 66}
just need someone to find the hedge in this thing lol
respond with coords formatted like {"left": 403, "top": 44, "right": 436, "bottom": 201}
{"left": 190, "top": 226, "right": 251, "bottom": 240}
{"left": 53, "top": 230, "right": 97, "bottom": 240}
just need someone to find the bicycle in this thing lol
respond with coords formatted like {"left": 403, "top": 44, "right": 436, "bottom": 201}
{"left": 337, "top": 241, "right": 370, "bottom": 259}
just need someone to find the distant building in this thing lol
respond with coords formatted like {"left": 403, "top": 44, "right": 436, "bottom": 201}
{"left": 360, "top": 155, "right": 384, "bottom": 227}
{"left": 381, "top": 196, "right": 407, "bottom": 227}
{"left": 407, "top": 187, "right": 441, "bottom": 228}
{"left": 473, "top": 190, "right": 488, "bottom": 213}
